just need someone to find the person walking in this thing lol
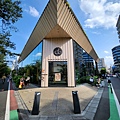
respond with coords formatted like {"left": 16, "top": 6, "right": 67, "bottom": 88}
{"left": 97, "top": 77, "right": 101, "bottom": 88}
{"left": 107, "top": 76, "right": 111, "bottom": 87}
{"left": 19, "top": 76, "right": 25, "bottom": 88}
{"left": 2, "top": 75, "right": 6, "bottom": 84}
{"left": 25, "top": 76, "right": 30, "bottom": 86}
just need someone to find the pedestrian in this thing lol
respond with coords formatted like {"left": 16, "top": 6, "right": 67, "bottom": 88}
{"left": 9, "top": 75, "right": 12, "bottom": 82}
{"left": 101, "top": 79, "right": 105, "bottom": 87}
{"left": 19, "top": 76, "right": 25, "bottom": 88}
{"left": 107, "top": 76, "right": 111, "bottom": 87}
{"left": 2, "top": 75, "right": 6, "bottom": 84}
{"left": 89, "top": 75, "right": 94, "bottom": 86}
{"left": 97, "top": 77, "right": 101, "bottom": 88}
{"left": 25, "top": 76, "right": 30, "bottom": 86}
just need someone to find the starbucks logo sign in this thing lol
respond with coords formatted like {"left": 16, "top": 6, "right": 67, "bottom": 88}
{"left": 53, "top": 47, "right": 62, "bottom": 56}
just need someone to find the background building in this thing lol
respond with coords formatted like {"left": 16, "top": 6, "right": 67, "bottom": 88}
{"left": 112, "top": 45, "right": 120, "bottom": 66}
{"left": 116, "top": 15, "right": 120, "bottom": 42}
{"left": 97, "top": 58, "right": 106, "bottom": 72}
{"left": 82, "top": 52, "right": 94, "bottom": 75}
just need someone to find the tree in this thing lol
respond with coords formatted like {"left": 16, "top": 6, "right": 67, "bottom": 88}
{"left": 0, "top": 0, "right": 22, "bottom": 57}
{"left": 100, "top": 68, "right": 106, "bottom": 78}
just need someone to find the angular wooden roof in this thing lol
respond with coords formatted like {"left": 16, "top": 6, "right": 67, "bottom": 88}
{"left": 19, "top": 0, "right": 99, "bottom": 63}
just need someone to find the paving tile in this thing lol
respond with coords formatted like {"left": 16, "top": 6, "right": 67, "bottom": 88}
{"left": 13, "top": 83, "right": 103, "bottom": 119}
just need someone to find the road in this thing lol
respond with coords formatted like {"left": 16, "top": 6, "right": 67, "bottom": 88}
{"left": 94, "top": 77, "right": 120, "bottom": 120}
{"left": 0, "top": 76, "right": 120, "bottom": 120}
{"left": 0, "top": 78, "right": 9, "bottom": 120}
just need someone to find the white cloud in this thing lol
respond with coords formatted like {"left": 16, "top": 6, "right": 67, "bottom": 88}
{"left": 78, "top": 0, "right": 120, "bottom": 29}
{"left": 35, "top": 52, "right": 41, "bottom": 57}
{"left": 25, "top": 6, "right": 40, "bottom": 17}
{"left": 104, "top": 51, "right": 109, "bottom": 53}
{"left": 104, "top": 56, "right": 114, "bottom": 67}
{"left": 92, "top": 31, "right": 101, "bottom": 34}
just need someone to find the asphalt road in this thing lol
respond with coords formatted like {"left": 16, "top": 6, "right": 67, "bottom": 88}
{"left": 0, "top": 78, "right": 9, "bottom": 120}
{"left": 111, "top": 76, "right": 120, "bottom": 104}
{"left": 94, "top": 77, "right": 120, "bottom": 120}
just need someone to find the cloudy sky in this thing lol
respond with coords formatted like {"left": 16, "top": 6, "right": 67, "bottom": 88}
{"left": 10, "top": 0, "right": 120, "bottom": 67}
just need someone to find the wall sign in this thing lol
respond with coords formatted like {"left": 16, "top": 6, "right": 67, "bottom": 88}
{"left": 53, "top": 47, "right": 62, "bottom": 56}
{"left": 55, "top": 73, "right": 61, "bottom": 81}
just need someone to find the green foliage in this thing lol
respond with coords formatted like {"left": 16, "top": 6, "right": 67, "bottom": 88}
{"left": 76, "top": 75, "right": 99, "bottom": 86}
{"left": 0, "top": 63, "right": 11, "bottom": 77}
{"left": 13, "top": 75, "right": 22, "bottom": 87}
{"left": 0, "top": 0, "right": 22, "bottom": 28}
{"left": 100, "top": 68, "right": 106, "bottom": 74}
{"left": 76, "top": 76, "right": 90, "bottom": 84}
{"left": 0, "top": 0, "right": 22, "bottom": 58}
{"left": 17, "top": 60, "right": 42, "bottom": 84}
{"left": 93, "top": 76, "right": 98, "bottom": 86}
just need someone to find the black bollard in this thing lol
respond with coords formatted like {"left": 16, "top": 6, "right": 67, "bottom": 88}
{"left": 31, "top": 92, "right": 41, "bottom": 115}
{"left": 72, "top": 91, "right": 81, "bottom": 114}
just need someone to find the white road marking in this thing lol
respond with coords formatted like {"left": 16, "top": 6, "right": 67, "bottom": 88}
{"left": 111, "top": 84, "right": 120, "bottom": 118}
{"left": 5, "top": 82, "right": 10, "bottom": 120}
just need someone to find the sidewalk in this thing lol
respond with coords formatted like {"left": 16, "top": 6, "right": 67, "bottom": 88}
{"left": 12, "top": 83, "right": 104, "bottom": 120}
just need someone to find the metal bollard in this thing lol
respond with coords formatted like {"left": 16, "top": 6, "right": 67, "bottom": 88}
{"left": 31, "top": 92, "right": 41, "bottom": 115}
{"left": 72, "top": 91, "right": 81, "bottom": 114}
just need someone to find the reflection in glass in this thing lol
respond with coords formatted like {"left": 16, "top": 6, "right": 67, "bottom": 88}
{"left": 19, "top": 42, "right": 42, "bottom": 85}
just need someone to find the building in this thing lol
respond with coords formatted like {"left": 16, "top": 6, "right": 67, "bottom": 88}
{"left": 18, "top": 0, "right": 99, "bottom": 87}
{"left": 73, "top": 41, "right": 84, "bottom": 76}
{"left": 116, "top": 15, "right": 120, "bottom": 42}
{"left": 97, "top": 58, "right": 106, "bottom": 72}
{"left": 82, "top": 52, "right": 94, "bottom": 75}
{"left": 112, "top": 45, "right": 120, "bottom": 67}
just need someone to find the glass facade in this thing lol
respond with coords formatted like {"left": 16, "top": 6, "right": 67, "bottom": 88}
{"left": 73, "top": 41, "right": 83, "bottom": 80}
{"left": 112, "top": 45, "right": 120, "bottom": 66}
{"left": 82, "top": 52, "right": 94, "bottom": 75}
{"left": 116, "top": 15, "right": 120, "bottom": 40}
{"left": 73, "top": 41, "right": 94, "bottom": 79}
{"left": 19, "top": 42, "right": 43, "bottom": 84}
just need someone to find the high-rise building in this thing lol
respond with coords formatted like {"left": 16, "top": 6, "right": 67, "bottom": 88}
{"left": 82, "top": 52, "right": 94, "bottom": 75}
{"left": 116, "top": 15, "right": 120, "bottom": 42}
{"left": 97, "top": 58, "right": 106, "bottom": 72}
{"left": 112, "top": 45, "right": 120, "bottom": 66}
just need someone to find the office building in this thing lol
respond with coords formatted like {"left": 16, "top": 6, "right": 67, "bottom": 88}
{"left": 116, "top": 15, "right": 120, "bottom": 42}
{"left": 82, "top": 52, "right": 94, "bottom": 75}
{"left": 97, "top": 58, "right": 106, "bottom": 72}
{"left": 112, "top": 45, "right": 120, "bottom": 66}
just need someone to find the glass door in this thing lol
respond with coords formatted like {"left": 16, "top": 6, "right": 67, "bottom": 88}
{"left": 48, "top": 61, "right": 67, "bottom": 87}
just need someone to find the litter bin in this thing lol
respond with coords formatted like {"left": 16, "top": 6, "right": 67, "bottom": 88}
{"left": 31, "top": 92, "right": 41, "bottom": 115}
{"left": 72, "top": 91, "right": 81, "bottom": 114}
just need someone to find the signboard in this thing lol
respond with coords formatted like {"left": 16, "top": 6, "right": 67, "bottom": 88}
{"left": 55, "top": 73, "right": 61, "bottom": 81}
{"left": 53, "top": 47, "right": 62, "bottom": 56}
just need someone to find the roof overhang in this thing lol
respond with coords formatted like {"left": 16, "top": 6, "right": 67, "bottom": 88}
{"left": 18, "top": 0, "right": 99, "bottom": 63}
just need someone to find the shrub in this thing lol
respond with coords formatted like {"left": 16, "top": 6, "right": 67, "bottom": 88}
{"left": 93, "top": 76, "right": 98, "bottom": 86}
{"left": 76, "top": 76, "right": 90, "bottom": 84}
{"left": 13, "top": 75, "right": 22, "bottom": 88}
